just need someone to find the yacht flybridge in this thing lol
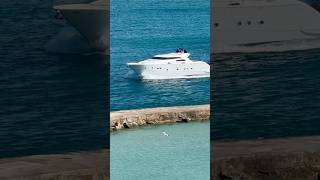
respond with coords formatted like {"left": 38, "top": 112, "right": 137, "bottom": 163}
{"left": 127, "top": 49, "right": 210, "bottom": 79}
{"left": 212, "top": 0, "right": 320, "bottom": 53}
{"left": 53, "top": 0, "right": 108, "bottom": 50}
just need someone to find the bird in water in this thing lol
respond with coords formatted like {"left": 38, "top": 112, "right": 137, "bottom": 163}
{"left": 162, "top": 131, "right": 169, "bottom": 136}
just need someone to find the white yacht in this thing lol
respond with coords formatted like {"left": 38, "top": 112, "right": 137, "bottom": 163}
{"left": 127, "top": 49, "right": 210, "bottom": 80}
{"left": 53, "top": 0, "right": 109, "bottom": 51}
{"left": 212, "top": 0, "right": 320, "bottom": 53}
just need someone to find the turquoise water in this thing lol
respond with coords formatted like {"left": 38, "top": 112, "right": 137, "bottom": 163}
{"left": 111, "top": 122, "right": 210, "bottom": 180}
{"left": 110, "top": 0, "right": 210, "bottom": 111}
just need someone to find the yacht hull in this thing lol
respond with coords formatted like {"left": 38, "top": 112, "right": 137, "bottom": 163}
{"left": 127, "top": 62, "right": 210, "bottom": 80}
{"left": 54, "top": 2, "right": 108, "bottom": 50}
{"left": 212, "top": 0, "right": 320, "bottom": 53}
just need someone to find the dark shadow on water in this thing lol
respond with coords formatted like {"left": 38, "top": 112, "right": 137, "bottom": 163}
{"left": 211, "top": 48, "right": 320, "bottom": 140}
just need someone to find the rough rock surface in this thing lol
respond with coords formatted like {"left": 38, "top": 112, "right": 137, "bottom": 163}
{"left": 212, "top": 136, "right": 320, "bottom": 180}
{"left": 0, "top": 150, "right": 109, "bottom": 180}
{"left": 110, "top": 105, "right": 210, "bottom": 131}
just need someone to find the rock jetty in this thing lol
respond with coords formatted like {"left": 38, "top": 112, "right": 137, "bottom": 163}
{"left": 0, "top": 150, "right": 109, "bottom": 180}
{"left": 212, "top": 136, "right": 320, "bottom": 180}
{"left": 110, "top": 105, "right": 210, "bottom": 131}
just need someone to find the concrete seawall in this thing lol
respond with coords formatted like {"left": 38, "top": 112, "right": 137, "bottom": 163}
{"left": 0, "top": 150, "right": 109, "bottom": 180}
{"left": 110, "top": 105, "right": 210, "bottom": 131}
{"left": 212, "top": 136, "right": 320, "bottom": 180}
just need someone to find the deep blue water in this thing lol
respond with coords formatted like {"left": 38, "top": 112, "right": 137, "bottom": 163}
{"left": 110, "top": 0, "right": 210, "bottom": 111}
{"left": 0, "top": 0, "right": 108, "bottom": 157}
{"left": 212, "top": 49, "right": 320, "bottom": 140}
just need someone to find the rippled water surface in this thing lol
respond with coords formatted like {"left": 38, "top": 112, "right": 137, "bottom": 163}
{"left": 110, "top": 0, "right": 210, "bottom": 111}
{"left": 212, "top": 49, "right": 320, "bottom": 140}
{"left": 0, "top": 0, "right": 108, "bottom": 157}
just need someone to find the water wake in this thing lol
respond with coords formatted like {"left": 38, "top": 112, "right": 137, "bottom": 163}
{"left": 124, "top": 70, "right": 139, "bottom": 79}
{"left": 45, "top": 27, "right": 106, "bottom": 55}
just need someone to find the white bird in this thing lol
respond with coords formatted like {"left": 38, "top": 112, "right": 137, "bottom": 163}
{"left": 162, "top": 131, "right": 169, "bottom": 136}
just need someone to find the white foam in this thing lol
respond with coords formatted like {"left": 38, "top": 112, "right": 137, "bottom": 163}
{"left": 45, "top": 27, "right": 106, "bottom": 54}
{"left": 124, "top": 70, "right": 140, "bottom": 79}
{"left": 139, "top": 73, "right": 210, "bottom": 80}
